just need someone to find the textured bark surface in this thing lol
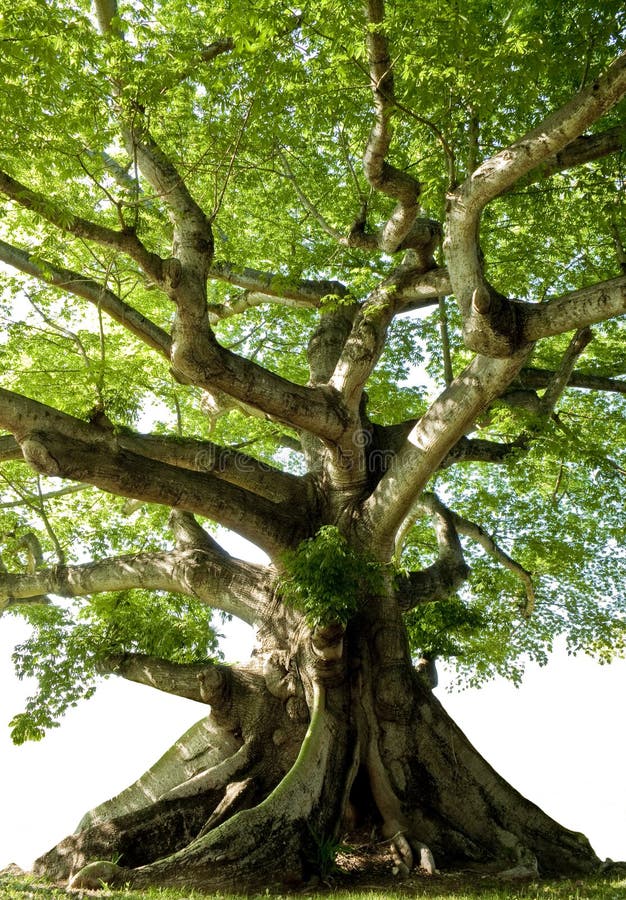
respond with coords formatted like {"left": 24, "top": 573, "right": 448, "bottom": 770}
{"left": 33, "top": 598, "right": 599, "bottom": 891}
{"left": 2, "top": 0, "right": 624, "bottom": 893}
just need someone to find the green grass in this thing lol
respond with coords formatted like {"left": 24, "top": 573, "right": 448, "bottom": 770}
{"left": 1, "top": 871, "right": 626, "bottom": 900}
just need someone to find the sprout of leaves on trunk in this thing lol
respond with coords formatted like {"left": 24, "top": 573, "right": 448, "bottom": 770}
{"left": 278, "top": 526, "right": 386, "bottom": 628}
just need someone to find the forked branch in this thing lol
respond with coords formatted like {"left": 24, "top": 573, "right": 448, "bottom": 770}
{"left": 446, "top": 48, "right": 626, "bottom": 355}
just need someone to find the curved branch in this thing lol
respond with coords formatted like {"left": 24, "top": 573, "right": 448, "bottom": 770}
{"left": 365, "top": 350, "right": 530, "bottom": 554}
{"left": 168, "top": 509, "right": 230, "bottom": 555}
{"left": 208, "top": 260, "right": 449, "bottom": 318}
{"left": 169, "top": 318, "right": 351, "bottom": 441}
{"left": 329, "top": 276, "right": 399, "bottom": 409}
{"left": 466, "top": 51, "right": 626, "bottom": 210}
{"left": 439, "top": 330, "right": 596, "bottom": 471}
{"left": 446, "top": 49, "right": 626, "bottom": 355}
{"left": 25, "top": 431, "right": 303, "bottom": 556}
{"left": 360, "top": 0, "right": 421, "bottom": 253}
{"left": 98, "top": 654, "right": 271, "bottom": 734}
{"left": 397, "top": 493, "right": 470, "bottom": 610}
{"left": 448, "top": 508, "right": 535, "bottom": 618}
{"left": 326, "top": 264, "right": 452, "bottom": 421}
{"left": 0, "top": 238, "right": 351, "bottom": 442}
{"left": 0, "top": 171, "right": 164, "bottom": 284}
{"left": 0, "top": 238, "right": 171, "bottom": 356}
{"left": 95, "top": 0, "right": 214, "bottom": 297}
{"left": 92, "top": 2, "right": 361, "bottom": 442}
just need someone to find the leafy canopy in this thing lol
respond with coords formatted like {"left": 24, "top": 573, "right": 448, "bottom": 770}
{"left": 0, "top": 0, "right": 625, "bottom": 738}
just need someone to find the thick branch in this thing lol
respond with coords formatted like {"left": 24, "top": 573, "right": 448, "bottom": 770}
{"left": 132, "top": 132, "right": 214, "bottom": 288}
{"left": 440, "top": 331, "right": 595, "bottom": 471}
{"left": 518, "top": 366, "right": 626, "bottom": 395}
{"left": 24, "top": 431, "right": 303, "bottom": 555}
{"left": 329, "top": 275, "right": 399, "bottom": 409}
{"left": 517, "top": 123, "right": 626, "bottom": 186}
{"left": 208, "top": 260, "right": 350, "bottom": 309}
{"left": 0, "top": 171, "right": 164, "bottom": 283}
{"left": 521, "top": 275, "right": 626, "bottom": 342}
{"left": 365, "top": 350, "right": 530, "bottom": 554}
{"left": 169, "top": 317, "right": 351, "bottom": 441}
{"left": 446, "top": 50, "right": 626, "bottom": 355}
{"left": 0, "top": 548, "right": 271, "bottom": 625}
{"left": 97, "top": 654, "right": 229, "bottom": 705}
{"left": 0, "top": 238, "right": 171, "bottom": 356}
{"left": 99, "top": 655, "right": 271, "bottom": 740}
{"left": 393, "top": 265, "right": 451, "bottom": 310}
{"left": 360, "top": 0, "right": 421, "bottom": 253}
{"left": 467, "top": 52, "right": 626, "bottom": 210}
{"left": 0, "top": 434, "right": 21, "bottom": 462}
{"left": 168, "top": 509, "right": 230, "bottom": 555}
{"left": 92, "top": 0, "right": 383, "bottom": 440}
{"left": 119, "top": 432, "right": 304, "bottom": 505}
{"left": 397, "top": 493, "right": 470, "bottom": 610}
{"left": 0, "top": 389, "right": 306, "bottom": 555}
{"left": 0, "top": 239, "right": 351, "bottom": 441}
{"left": 440, "top": 435, "right": 521, "bottom": 467}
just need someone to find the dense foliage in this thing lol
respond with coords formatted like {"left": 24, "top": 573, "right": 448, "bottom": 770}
{"left": 0, "top": 0, "right": 625, "bottom": 742}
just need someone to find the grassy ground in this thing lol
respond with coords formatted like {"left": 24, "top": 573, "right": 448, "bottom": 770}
{"left": 2, "top": 868, "right": 626, "bottom": 900}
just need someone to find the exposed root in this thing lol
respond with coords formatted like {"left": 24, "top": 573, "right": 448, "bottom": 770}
{"left": 68, "top": 861, "right": 124, "bottom": 890}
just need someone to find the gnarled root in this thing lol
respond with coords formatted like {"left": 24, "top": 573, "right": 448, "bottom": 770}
{"left": 61, "top": 680, "right": 356, "bottom": 892}
{"left": 401, "top": 677, "right": 599, "bottom": 876}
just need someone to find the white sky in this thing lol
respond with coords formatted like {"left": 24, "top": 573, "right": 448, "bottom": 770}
{"left": 1, "top": 533, "right": 625, "bottom": 872}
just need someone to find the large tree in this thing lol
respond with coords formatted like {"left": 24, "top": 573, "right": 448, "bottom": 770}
{"left": 1, "top": 0, "right": 625, "bottom": 890}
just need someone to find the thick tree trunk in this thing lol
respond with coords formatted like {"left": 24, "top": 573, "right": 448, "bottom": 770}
{"left": 34, "top": 611, "right": 599, "bottom": 891}
{"left": 404, "top": 677, "right": 597, "bottom": 875}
